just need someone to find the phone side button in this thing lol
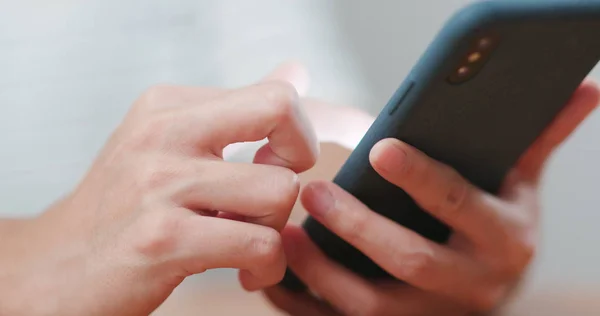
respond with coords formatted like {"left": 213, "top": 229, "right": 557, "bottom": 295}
{"left": 388, "top": 81, "right": 415, "bottom": 115}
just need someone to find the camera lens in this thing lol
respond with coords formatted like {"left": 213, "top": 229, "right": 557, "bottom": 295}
{"left": 468, "top": 52, "right": 482, "bottom": 63}
{"left": 447, "top": 34, "right": 498, "bottom": 85}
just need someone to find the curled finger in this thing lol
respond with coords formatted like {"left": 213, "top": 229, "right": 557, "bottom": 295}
{"left": 166, "top": 160, "right": 299, "bottom": 231}
{"left": 138, "top": 211, "right": 288, "bottom": 290}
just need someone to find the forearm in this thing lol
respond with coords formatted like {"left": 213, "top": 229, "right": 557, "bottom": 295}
{"left": 0, "top": 217, "right": 36, "bottom": 314}
{"left": 0, "top": 201, "right": 74, "bottom": 314}
{"left": 0, "top": 217, "right": 35, "bottom": 254}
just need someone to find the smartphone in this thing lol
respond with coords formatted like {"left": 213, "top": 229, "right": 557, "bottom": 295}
{"left": 280, "top": 0, "right": 600, "bottom": 291}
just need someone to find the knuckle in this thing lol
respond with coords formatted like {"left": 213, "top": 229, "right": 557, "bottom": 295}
{"left": 126, "top": 113, "right": 173, "bottom": 150}
{"left": 135, "top": 158, "right": 179, "bottom": 190}
{"left": 501, "top": 232, "right": 537, "bottom": 277}
{"left": 262, "top": 81, "right": 299, "bottom": 120}
{"left": 137, "top": 84, "right": 176, "bottom": 109}
{"left": 338, "top": 209, "right": 370, "bottom": 243}
{"left": 250, "top": 228, "right": 284, "bottom": 265}
{"left": 390, "top": 248, "right": 434, "bottom": 280}
{"left": 132, "top": 210, "right": 181, "bottom": 258}
{"left": 269, "top": 168, "right": 300, "bottom": 210}
{"left": 436, "top": 171, "right": 470, "bottom": 217}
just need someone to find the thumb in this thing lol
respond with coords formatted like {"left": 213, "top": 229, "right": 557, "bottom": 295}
{"left": 261, "top": 61, "right": 311, "bottom": 97}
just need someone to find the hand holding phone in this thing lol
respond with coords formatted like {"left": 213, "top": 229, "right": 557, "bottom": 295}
{"left": 278, "top": 0, "right": 600, "bottom": 300}
{"left": 267, "top": 79, "right": 599, "bottom": 314}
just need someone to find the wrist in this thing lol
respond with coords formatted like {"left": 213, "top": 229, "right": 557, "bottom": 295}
{"left": 0, "top": 200, "right": 84, "bottom": 316}
{"left": 0, "top": 217, "right": 42, "bottom": 315}
{"left": 0, "top": 217, "right": 39, "bottom": 257}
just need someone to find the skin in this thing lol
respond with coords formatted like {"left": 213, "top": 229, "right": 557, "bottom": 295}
{"left": 0, "top": 62, "right": 319, "bottom": 316}
{"left": 261, "top": 80, "right": 600, "bottom": 316}
{"left": 0, "top": 60, "right": 597, "bottom": 316}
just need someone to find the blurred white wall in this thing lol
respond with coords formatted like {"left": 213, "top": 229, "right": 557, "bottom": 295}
{"left": 0, "top": 0, "right": 371, "bottom": 218}
{"left": 0, "top": 0, "right": 599, "bottom": 309}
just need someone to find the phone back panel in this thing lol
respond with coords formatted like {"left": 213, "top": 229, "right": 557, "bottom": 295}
{"left": 282, "top": 0, "right": 600, "bottom": 290}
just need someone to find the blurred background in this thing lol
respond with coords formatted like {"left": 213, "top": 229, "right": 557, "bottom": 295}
{"left": 1, "top": 0, "right": 599, "bottom": 315}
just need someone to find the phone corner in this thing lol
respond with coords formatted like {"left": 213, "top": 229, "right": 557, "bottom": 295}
{"left": 445, "top": 0, "right": 499, "bottom": 34}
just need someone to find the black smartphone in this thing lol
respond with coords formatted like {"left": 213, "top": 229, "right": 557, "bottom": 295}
{"left": 281, "top": 0, "right": 600, "bottom": 291}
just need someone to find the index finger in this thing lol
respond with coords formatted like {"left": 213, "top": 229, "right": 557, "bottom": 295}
{"left": 174, "top": 81, "right": 319, "bottom": 173}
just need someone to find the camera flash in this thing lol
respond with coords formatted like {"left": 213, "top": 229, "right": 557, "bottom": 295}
{"left": 468, "top": 52, "right": 482, "bottom": 63}
{"left": 458, "top": 66, "right": 469, "bottom": 76}
{"left": 479, "top": 38, "right": 492, "bottom": 48}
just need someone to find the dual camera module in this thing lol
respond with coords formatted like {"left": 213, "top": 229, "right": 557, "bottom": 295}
{"left": 447, "top": 36, "right": 497, "bottom": 84}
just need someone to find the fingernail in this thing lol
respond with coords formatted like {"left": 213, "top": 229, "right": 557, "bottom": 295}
{"left": 303, "top": 182, "right": 335, "bottom": 218}
{"left": 371, "top": 139, "right": 409, "bottom": 173}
